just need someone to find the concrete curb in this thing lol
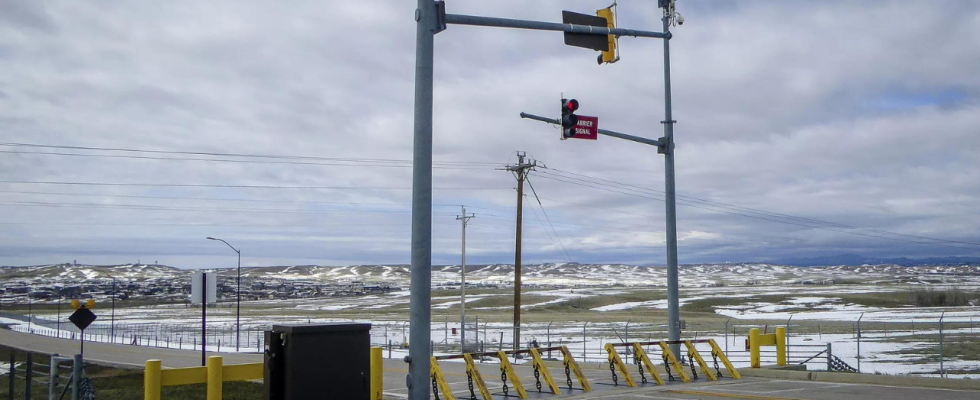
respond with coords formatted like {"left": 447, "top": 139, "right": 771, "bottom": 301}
{"left": 739, "top": 368, "right": 980, "bottom": 391}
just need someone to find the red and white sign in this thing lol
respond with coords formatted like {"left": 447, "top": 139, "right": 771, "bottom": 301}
{"left": 570, "top": 115, "right": 598, "bottom": 140}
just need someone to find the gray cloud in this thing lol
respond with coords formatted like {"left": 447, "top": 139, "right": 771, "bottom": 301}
{"left": 1, "top": 0, "right": 979, "bottom": 268}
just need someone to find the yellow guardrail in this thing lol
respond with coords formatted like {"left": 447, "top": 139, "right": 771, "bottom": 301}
{"left": 749, "top": 327, "right": 786, "bottom": 368}
{"left": 146, "top": 347, "right": 384, "bottom": 400}
{"left": 144, "top": 356, "right": 262, "bottom": 400}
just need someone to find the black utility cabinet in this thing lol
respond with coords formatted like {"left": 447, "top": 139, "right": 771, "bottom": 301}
{"left": 264, "top": 323, "right": 372, "bottom": 400}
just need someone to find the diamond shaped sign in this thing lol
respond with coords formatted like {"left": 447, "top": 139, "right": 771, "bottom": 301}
{"left": 69, "top": 308, "right": 97, "bottom": 331}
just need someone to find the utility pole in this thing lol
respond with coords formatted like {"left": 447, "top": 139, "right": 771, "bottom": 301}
{"left": 504, "top": 152, "right": 537, "bottom": 351}
{"left": 456, "top": 207, "right": 475, "bottom": 354}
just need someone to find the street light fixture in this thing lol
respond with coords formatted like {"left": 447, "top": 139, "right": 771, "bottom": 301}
{"left": 207, "top": 236, "right": 242, "bottom": 351}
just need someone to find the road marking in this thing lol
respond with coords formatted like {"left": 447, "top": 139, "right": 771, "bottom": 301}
{"left": 665, "top": 389, "right": 805, "bottom": 400}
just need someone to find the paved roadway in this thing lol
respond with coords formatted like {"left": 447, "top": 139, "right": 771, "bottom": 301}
{"left": 3, "top": 329, "right": 978, "bottom": 399}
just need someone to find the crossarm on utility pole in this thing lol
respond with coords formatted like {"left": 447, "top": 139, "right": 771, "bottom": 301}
{"left": 520, "top": 112, "right": 664, "bottom": 148}
{"left": 445, "top": 14, "right": 670, "bottom": 39}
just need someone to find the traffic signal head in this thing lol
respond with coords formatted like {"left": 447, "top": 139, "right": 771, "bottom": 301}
{"left": 561, "top": 99, "right": 580, "bottom": 139}
{"left": 596, "top": 7, "right": 618, "bottom": 64}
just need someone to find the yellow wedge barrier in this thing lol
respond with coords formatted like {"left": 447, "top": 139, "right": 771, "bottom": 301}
{"left": 144, "top": 357, "right": 263, "bottom": 400}
{"left": 529, "top": 348, "right": 561, "bottom": 394}
{"left": 658, "top": 341, "right": 691, "bottom": 383}
{"left": 560, "top": 346, "right": 592, "bottom": 392}
{"left": 632, "top": 343, "right": 665, "bottom": 385}
{"left": 684, "top": 340, "right": 717, "bottom": 381}
{"left": 604, "top": 343, "right": 637, "bottom": 387}
{"left": 496, "top": 351, "right": 529, "bottom": 399}
{"left": 371, "top": 347, "right": 383, "bottom": 400}
{"left": 430, "top": 357, "right": 456, "bottom": 400}
{"left": 708, "top": 339, "right": 741, "bottom": 379}
{"left": 463, "top": 354, "right": 493, "bottom": 400}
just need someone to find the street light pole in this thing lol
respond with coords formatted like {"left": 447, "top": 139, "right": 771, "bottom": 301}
{"left": 660, "top": 7, "right": 682, "bottom": 358}
{"left": 207, "top": 237, "right": 242, "bottom": 351}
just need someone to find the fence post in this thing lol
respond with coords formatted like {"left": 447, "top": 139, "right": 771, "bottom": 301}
{"left": 8, "top": 352, "right": 14, "bottom": 400}
{"left": 546, "top": 322, "right": 553, "bottom": 360}
{"left": 144, "top": 360, "right": 161, "bottom": 400}
{"left": 49, "top": 354, "right": 59, "bottom": 400}
{"left": 939, "top": 312, "right": 945, "bottom": 378}
{"left": 856, "top": 313, "right": 864, "bottom": 373}
{"left": 71, "top": 354, "right": 81, "bottom": 400}
{"left": 582, "top": 322, "right": 588, "bottom": 362}
{"left": 25, "top": 353, "right": 32, "bottom": 400}
{"left": 826, "top": 343, "right": 832, "bottom": 372}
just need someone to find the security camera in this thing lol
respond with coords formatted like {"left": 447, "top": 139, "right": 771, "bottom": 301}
{"left": 676, "top": 12, "right": 685, "bottom": 25}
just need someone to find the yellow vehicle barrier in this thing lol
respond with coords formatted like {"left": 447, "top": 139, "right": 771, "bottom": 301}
{"left": 684, "top": 340, "right": 717, "bottom": 381}
{"left": 430, "top": 357, "right": 456, "bottom": 400}
{"left": 658, "top": 341, "right": 691, "bottom": 383}
{"left": 462, "top": 354, "right": 493, "bottom": 400}
{"left": 371, "top": 347, "right": 383, "bottom": 400}
{"left": 632, "top": 343, "right": 665, "bottom": 385}
{"left": 529, "top": 348, "right": 561, "bottom": 394}
{"left": 560, "top": 345, "right": 593, "bottom": 392}
{"left": 749, "top": 327, "right": 786, "bottom": 368}
{"left": 604, "top": 343, "right": 637, "bottom": 387}
{"left": 144, "top": 356, "right": 263, "bottom": 400}
{"left": 496, "top": 351, "right": 529, "bottom": 399}
{"left": 708, "top": 339, "right": 741, "bottom": 379}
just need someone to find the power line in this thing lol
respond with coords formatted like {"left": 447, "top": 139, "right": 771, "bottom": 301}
{"left": 0, "top": 142, "right": 500, "bottom": 167}
{"left": 0, "top": 180, "right": 508, "bottom": 191}
{"left": 0, "top": 150, "right": 494, "bottom": 170}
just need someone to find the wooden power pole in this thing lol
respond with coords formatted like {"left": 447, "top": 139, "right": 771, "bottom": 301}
{"left": 504, "top": 151, "right": 537, "bottom": 352}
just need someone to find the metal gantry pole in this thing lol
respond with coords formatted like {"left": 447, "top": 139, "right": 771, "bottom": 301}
{"left": 660, "top": 11, "right": 682, "bottom": 358}
{"left": 409, "top": 0, "right": 436, "bottom": 398}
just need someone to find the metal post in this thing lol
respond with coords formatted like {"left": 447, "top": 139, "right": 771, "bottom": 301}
{"left": 582, "top": 322, "right": 588, "bottom": 362}
{"left": 725, "top": 318, "right": 731, "bottom": 353}
{"left": 408, "top": 0, "right": 436, "bottom": 398}
{"left": 71, "top": 354, "right": 81, "bottom": 400}
{"left": 826, "top": 343, "right": 832, "bottom": 372}
{"left": 24, "top": 353, "right": 32, "bottom": 400}
{"left": 57, "top": 296, "right": 61, "bottom": 338}
{"left": 111, "top": 277, "right": 116, "bottom": 343}
{"left": 547, "top": 322, "right": 552, "bottom": 359}
{"left": 237, "top": 249, "right": 241, "bottom": 351}
{"left": 785, "top": 315, "right": 793, "bottom": 358}
{"left": 202, "top": 272, "right": 207, "bottom": 367}
{"left": 9, "top": 353, "right": 14, "bottom": 400}
{"left": 939, "top": 312, "right": 945, "bottom": 378}
{"left": 48, "top": 354, "right": 59, "bottom": 400}
{"left": 660, "top": 8, "right": 682, "bottom": 359}
{"left": 856, "top": 313, "right": 863, "bottom": 373}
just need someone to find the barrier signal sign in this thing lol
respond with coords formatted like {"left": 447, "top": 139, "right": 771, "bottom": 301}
{"left": 568, "top": 115, "right": 598, "bottom": 140}
{"left": 69, "top": 307, "right": 97, "bottom": 331}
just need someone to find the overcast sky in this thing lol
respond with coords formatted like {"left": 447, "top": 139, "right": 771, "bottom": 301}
{"left": 1, "top": 0, "right": 979, "bottom": 269}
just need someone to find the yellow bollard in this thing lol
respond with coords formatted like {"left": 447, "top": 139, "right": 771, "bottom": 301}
{"left": 371, "top": 347, "right": 383, "bottom": 400}
{"left": 749, "top": 328, "right": 761, "bottom": 368}
{"left": 776, "top": 327, "right": 786, "bottom": 366}
{"left": 144, "top": 359, "right": 162, "bottom": 400}
{"left": 207, "top": 356, "right": 223, "bottom": 400}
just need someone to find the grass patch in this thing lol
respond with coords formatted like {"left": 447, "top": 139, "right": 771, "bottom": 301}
{"left": 911, "top": 288, "right": 980, "bottom": 307}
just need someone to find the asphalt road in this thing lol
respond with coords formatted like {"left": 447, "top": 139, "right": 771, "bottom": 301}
{"left": 3, "top": 329, "right": 978, "bottom": 399}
